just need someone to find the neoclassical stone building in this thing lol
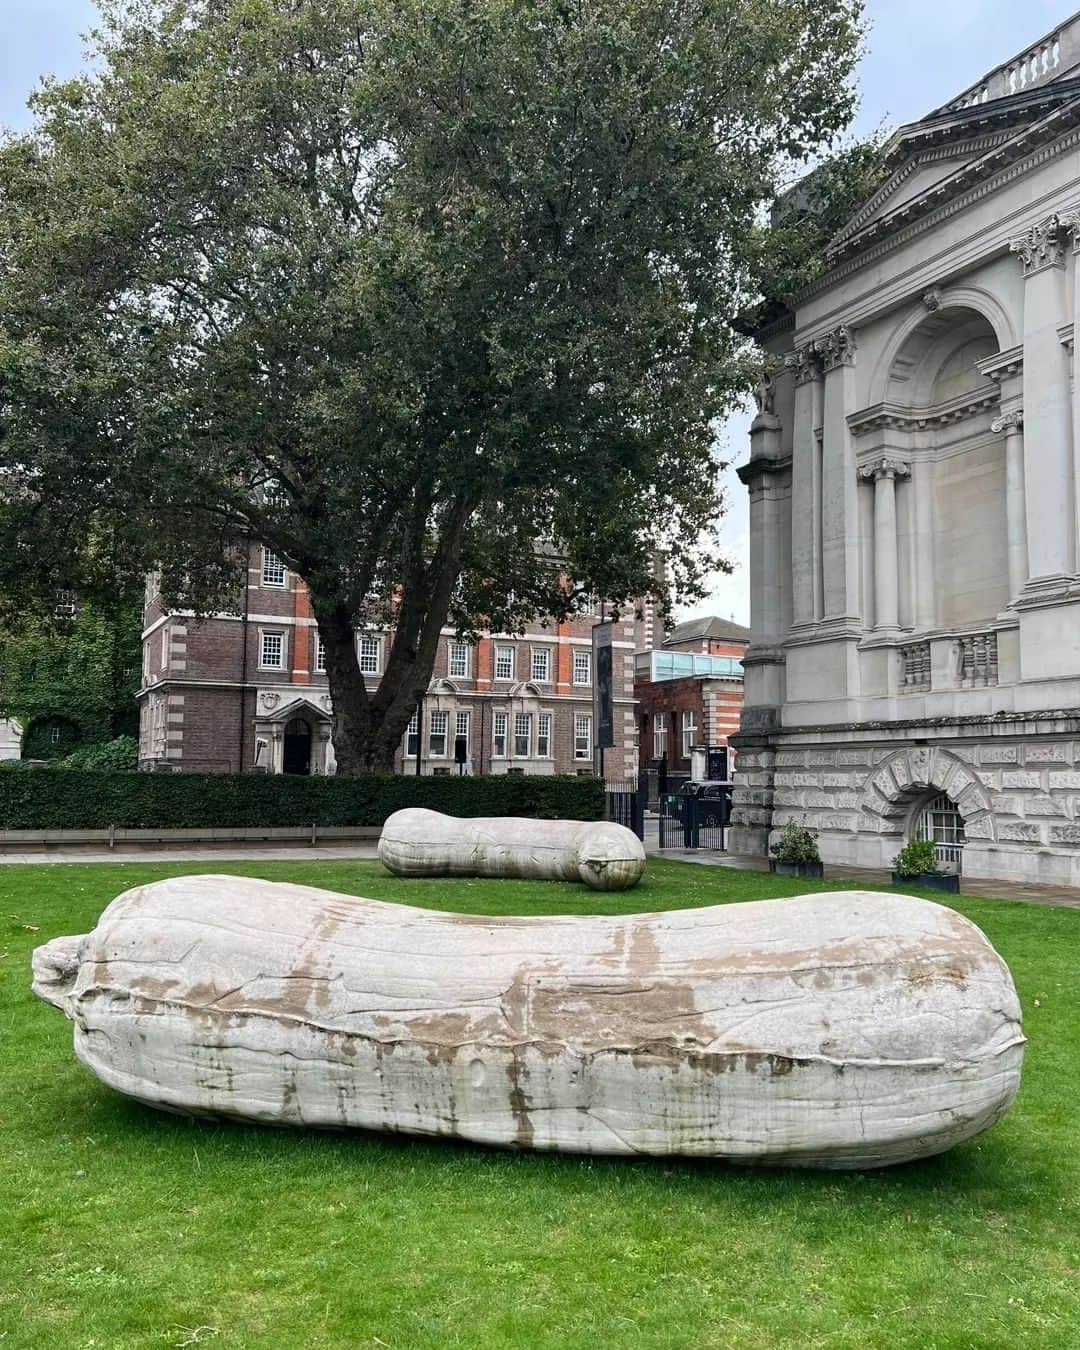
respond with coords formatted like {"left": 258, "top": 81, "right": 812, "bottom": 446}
{"left": 731, "top": 18, "right": 1080, "bottom": 885}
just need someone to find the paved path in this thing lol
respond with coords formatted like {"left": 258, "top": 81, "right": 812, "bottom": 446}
{"left": 0, "top": 839, "right": 1075, "bottom": 909}
{"left": 648, "top": 845, "right": 1080, "bottom": 909}
{"left": 0, "top": 844, "right": 381, "bottom": 865}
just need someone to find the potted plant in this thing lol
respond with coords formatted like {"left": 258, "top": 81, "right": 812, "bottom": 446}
{"left": 891, "top": 839, "right": 960, "bottom": 894}
{"left": 769, "top": 823, "right": 824, "bottom": 879}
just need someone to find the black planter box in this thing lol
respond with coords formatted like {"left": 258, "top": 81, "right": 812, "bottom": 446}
{"left": 891, "top": 871, "right": 960, "bottom": 894}
{"left": 771, "top": 859, "right": 825, "bottom": 879}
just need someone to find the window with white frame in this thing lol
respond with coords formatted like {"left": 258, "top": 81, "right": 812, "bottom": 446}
{"left": 537, "top": 713, "right": 552, "bottom": 758}
{"left": 54, "top": 590, "right": 77, "bottom": 620}
{"left": 448, "top": 642, "right": 470, "bottom": 679}
{"left": 405, "top": 710, "right": 419, "bottom": 758}
{"left": 495, "top": 645, "right": 515, "bottom": 681}
{"left": 514, "top": 712, "right": 532, "bottom": 757}
{"left": 262, "top": 549, "right": 286, "bottom": 587}
{"left": 314, "top": 633, "right": 326, "bottom": 673}
{"left": 358, "top": 635, "right": 381, "bottom": 676}
{"left": 455, "top": 710, "right": 470, "bottom": 758}
{"left": 531, "top": 647, "right": 552, "bottom": 683}
{"left": 429, "top": 710, "right": 448, "bottom": 757}
{"left": 260, "top": 630, "right": 286, "bottom": 669}
{"left": 493, "top": 711, "right": 508, "bottom": 757}
{"left": 682, "top": 710, "right": 697, "bottom": 759}
{"left": 573, "top": 649, "right": 591, "bottom": 685}
{"left": 653, "top": 713, "right": 668, "bottom": 759}
{"left": 574, "top": 714, "right": 592, "bottom": 760}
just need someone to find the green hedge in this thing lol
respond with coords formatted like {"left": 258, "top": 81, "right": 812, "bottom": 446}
{"left": 0, "top": 769, "right": 605, "bottom": 831}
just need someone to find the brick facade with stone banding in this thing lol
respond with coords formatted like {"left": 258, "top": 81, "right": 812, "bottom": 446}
{"left": 139, "top": 545, "right": 652, "bottom": 779}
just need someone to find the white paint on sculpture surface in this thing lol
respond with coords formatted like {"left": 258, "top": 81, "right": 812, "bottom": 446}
{"left": 33, "top": 876, "right": 1024, "bottom": 1168}
{"left": 378, "top": 808, "right": 646, "bottom": 892}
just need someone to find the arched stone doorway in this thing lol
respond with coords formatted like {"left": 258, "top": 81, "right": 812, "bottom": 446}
{"left": 283, "top": 717, "right": 313, "bottom": 775}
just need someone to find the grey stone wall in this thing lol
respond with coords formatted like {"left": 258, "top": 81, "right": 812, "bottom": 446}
{"left": 731, "top": 717, "right": 1080, "bottom": 886}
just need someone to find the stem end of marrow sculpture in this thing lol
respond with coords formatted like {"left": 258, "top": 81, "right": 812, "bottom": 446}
{"left": 32, "top": 877, "right": 1024, "bottom": 1169}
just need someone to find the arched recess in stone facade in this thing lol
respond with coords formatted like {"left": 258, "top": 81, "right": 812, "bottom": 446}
{"left": 870, "top": 285, "right": 1015, "bottom": 401}
{"left": 861, "top": 302, "right": 1008, "bottom": 631}
{"left": 858, "top": 747, "right": 995, "bottom": 841}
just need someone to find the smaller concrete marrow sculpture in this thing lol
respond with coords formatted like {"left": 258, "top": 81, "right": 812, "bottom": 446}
{"left": 378, "top": 807, "right": 646, "bottom": 892}
{"left": 34, "top": 877, "right": 1024, "bottom": 1168}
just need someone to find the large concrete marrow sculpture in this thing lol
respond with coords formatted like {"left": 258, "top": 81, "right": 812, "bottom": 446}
{"left": 378, "top": 808, "right": 646, "bottom": 891}
{"left": 33, "top": 877, "right": 1024, "bottom": 1168}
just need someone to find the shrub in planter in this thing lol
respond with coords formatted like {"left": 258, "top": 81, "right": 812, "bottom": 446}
{"left": 891, "top": 838, "right": 960, "bottom": 894}
{"left": 769, "top": 823, "right": 824, "bottom": 878}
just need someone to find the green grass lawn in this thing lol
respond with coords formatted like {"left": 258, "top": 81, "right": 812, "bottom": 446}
{"left": 2, "top": 859, "right": 1078, "bottom": 1349}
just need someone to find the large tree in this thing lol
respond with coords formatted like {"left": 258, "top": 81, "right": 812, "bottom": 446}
{"left": 0, "top": 0, "right": 863, "bottom": 772}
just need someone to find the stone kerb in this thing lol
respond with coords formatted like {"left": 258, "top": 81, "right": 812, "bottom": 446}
{"left": 858, "top": 747, "right": 996, "bottom": 840}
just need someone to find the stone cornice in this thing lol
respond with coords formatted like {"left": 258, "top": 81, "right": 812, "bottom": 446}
{"left": 976, "top": 345, "right": 1024, "bottom": 382}
{"left": 835, "top": 132, "right": 1022, "bottom": 247}
{"left": 829, "top": 96, "right": 1080, "bottom": 265}
{"left": 737, "top": 455, "right": 791, "bottom": 486}
{"left": 848, "top": 387, "right": 999, "bottom": 436}
{"left": 802, "top": 104, "right": 1080, "bottom": 300}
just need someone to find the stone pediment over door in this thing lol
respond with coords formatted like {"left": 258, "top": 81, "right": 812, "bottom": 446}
{"left": 257, "top": 693, "right": 332, "bottom": 724}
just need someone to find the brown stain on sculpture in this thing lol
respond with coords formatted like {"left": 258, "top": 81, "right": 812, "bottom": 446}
{"left": 505, "top": 1050, "right": 534, "bottom": 1149}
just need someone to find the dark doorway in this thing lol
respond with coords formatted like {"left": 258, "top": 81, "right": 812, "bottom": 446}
{"left": 283, "top": 718, "right": 312, "bottom": 775}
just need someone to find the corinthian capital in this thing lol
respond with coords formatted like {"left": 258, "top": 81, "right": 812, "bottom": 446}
{"left": 858, "top": 457, "right": 911, "bottom": 483}
{"left": 816, "top": 324, "right": 856, "bottom": 371}
{"left": 1009, "top": 215, "right": 1066, "bottom": 273}
{"left": 991, "top": 409, "right": 1024, "bottom": 434}
{"left": 1060, "top": 207, "right": 1080, "bottom": 252}
{"left": 783, "top": 343, "right": 821, "bottom": 385}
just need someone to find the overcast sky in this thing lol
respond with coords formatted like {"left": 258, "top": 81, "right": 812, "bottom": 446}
{"left": 2, "top": 0, "right": 1074, "bottom": 623}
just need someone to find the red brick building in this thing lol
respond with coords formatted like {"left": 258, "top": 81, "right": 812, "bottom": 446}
{"left": 634, "top": 616, "right": 749, "bottom": 779}
{"left": 139, "top": 546, "right": 656, "bottom": 778}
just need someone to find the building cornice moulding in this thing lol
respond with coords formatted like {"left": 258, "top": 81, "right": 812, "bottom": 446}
{"left": 798, "top": 118, "right": 1080, "bottom": 304}
{"left": 848, "top": 387, "right": 999, "bottom": 436}
{"left": 829, "top": 94, "right": 1080, "bottom": 265}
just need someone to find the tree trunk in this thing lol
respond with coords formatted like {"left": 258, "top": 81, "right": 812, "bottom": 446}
{"left": 311, "top": 595, "right": 425, "bottom": 775}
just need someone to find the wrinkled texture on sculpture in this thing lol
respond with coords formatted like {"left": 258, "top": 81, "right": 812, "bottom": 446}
{"left": 378, "top": 808, "right": 646, "bottom": 891}
{"left": 33, "top": 877, "right": 1024, "bottom": 1169}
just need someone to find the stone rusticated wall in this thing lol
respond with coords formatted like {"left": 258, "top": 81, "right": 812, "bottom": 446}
{"left": 731, "top": 717, "right": 1080, "bottom": 887}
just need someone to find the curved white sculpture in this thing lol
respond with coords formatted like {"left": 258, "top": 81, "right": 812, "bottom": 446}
{"left": 33, "top": 876, "right": 1024, "bottom": 1168}
{"left": 378, "top": 808, "right": 646, "bottom": 891}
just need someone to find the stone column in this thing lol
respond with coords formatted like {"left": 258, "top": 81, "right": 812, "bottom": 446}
{"left": 911, "top": 460, "right": 937, "bottom": 630}
{"left": 990, "top": 409, "right": 1027, "bottom": 601}
{"left": 1062, "top": 208, "right": 1080, "bottom": 571}
{"left": 786, "top": 345, "right": 822, "bottom": 628}
{"left": 818, "top": 326, "right": 861, "bottom": 625}
{"left": 737, "top": 380, "right": 790, "bottom": 722}
{"left": 859, "top": 458, "right": 910, "bottom": 633}
{"left": 1010, "top": 216, "right": 1075, "bottom": 589}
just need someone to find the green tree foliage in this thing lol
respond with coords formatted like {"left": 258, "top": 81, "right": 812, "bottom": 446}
{"left": 0, "top": 0, "right": 865, "bottom": 772}
{"left": 752, "top": 134, "right": 891, "bottom": 314}
{"left": 0, "top": 603, "right": 142, "bottom": 757}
